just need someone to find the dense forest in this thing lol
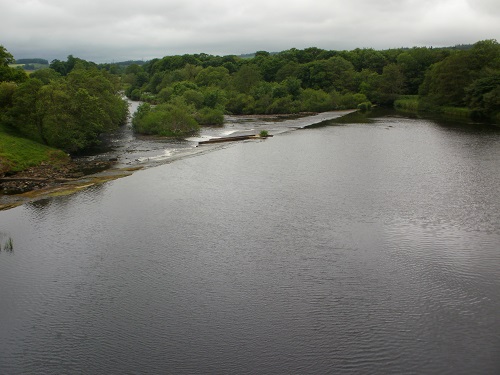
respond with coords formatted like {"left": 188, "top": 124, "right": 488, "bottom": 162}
{"left": 116, "top": 39, "right": 499, "bottom": 134}
{"left": 1, "top": 40, "right": 499, "bottom": 153}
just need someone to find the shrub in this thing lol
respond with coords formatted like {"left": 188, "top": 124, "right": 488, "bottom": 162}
{"left": 195, "top": 107, "right": 224, "bottom": 125}
{"left": 259, "top": 130, "right": 269, "bottom": 137}
{"left": 133, "top": 102, "right": 199, "bottom": 137}
{"left": 357, "top": 102, "right": 372, "bottom": 111}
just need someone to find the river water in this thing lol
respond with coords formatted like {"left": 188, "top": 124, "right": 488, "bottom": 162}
{"left": 1, "top": 111, "right": 500, "bottom": 374}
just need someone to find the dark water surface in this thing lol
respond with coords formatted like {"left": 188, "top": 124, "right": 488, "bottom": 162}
{"left": 1, "top": 113, "right": 500, "bottom": 374}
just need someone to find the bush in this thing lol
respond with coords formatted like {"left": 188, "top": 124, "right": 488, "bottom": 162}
{"left": 132, "top": 102, "right": 199, "bottom": 137}
{"left": 336, "top": 93, "right": 369, "bottom": 109}
{"left": 226, "top": 93, "right": 255, "bottom": 114}
{"left": 357, "top": 102, "right": 372, "bottom": 111}
{"left": 300, "top": 89, "right": 332, "bottom": 112}
{"left": 394, "top": 96, "right": 419, "bottom": 112}
{"left": 195, "top": 107, "right": 224, "bottom": 125}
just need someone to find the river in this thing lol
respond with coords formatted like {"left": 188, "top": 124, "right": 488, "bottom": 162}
{"left": 1, "top": 110, "right": 500, "bottom": 374}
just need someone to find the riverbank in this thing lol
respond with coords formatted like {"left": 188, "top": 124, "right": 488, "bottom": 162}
{"left": 0, "top": 109, "right": 357, "bottom": 210}
{"left": 394, "top": 96, "right": 500, "bottom": 124}
{"left": 0, "top": 160, "right": 115, "bottom": 194}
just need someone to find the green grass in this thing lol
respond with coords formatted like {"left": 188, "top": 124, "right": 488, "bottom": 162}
{"left": 0, "top": 124, "right": 69, "bottom": 173}
{"left": 394, "top": 96, "right": 419, "bottom": 112}
{"left": 440, "top": 106, "right": 471, "bottom": 118}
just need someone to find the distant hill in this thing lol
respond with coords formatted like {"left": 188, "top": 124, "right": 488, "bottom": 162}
{"left": 450, "top": 44, "right": 473, "bottom": 50}
{"left": 15, "top": 58, "right": 49, "bottom": 65}
{"left": 113, "top": 60, "right": 146, "bottom": 66}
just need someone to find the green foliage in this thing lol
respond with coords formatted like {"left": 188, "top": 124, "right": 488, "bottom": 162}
{"left": 0, "top": 63, "right": 28, "bottom": 83}
{"left": 126, "top": 45, "right": 457, "bottom": 115}
{"left": 440, "top": 106, "right": 472, "bottom": 118}
{"left": 202, "top": 87, "right": 227, "bottom": 108}
{"left": 267, "top": 95, "right": 301, "bottom": 114}
{"left": 376, "top": 64, "right": 405, "bottom": 105}
{"left": 329, "top": 92, "right": 369, "bottom": 110}
{"left": 29, "top": 68, "right": 62, "bottom": 84}
{"left": 340, "top": 48, "right": 387, "bottom": 73}
{"left": 182, "top": 89, "right": 205, "bottom": 109}
{"left": 420, "top": 40, "right": 500, "bottom": 112}
{"left": 259, "top": 130, "right": 269, "bottom": 137}
{"left": 0, "top": 81, "right": 17, "bottom": 110}
{"left": 195, "top": 66, "right": 230, "bottom": 87}
{"left": 357, "top": 102, "right": 372, "bottom": 112}
{"left": 132, "top": 101, "right": 200, "bottom": 136}
{"left": 299, "top": 57, "right": 356, "bottom": 92}
{"left": 465, "top": 72, "right": 500, "bottom": 119}
{"left": 0, "top": 45, "right": 15, "bottom": 66}
{"left": 231, "top": 64, "right": 262, "bottom": 93}
{"left": 300, "top": 89, "right": 332, "bottom": 112}
{"left": 5, "top": 61, "right": 128, "bottom": 154}
{"left": 394, "top": 96, "right": 419, "bottom": 112}
{"left": 226, "top": 93, "right": 255, "bottom": 114}
{"left": 195, "top": 107, "right": 224, "bottom": 125}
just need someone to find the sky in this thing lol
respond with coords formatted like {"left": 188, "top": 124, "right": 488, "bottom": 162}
{"left": 1, "top": 0, "right": 499, "bottom": 63}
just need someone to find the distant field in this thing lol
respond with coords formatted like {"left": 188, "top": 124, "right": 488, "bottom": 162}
{"left": 8, "top": 63, "right": 49, "bottom": 71}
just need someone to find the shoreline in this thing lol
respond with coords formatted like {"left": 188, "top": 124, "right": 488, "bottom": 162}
{"left": 0, "top": 110, "right": 357, "bottom": 210}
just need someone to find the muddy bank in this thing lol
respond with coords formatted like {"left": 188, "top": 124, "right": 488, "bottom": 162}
{"left": 0, "top": 160, "right": 115, "bottom": 194}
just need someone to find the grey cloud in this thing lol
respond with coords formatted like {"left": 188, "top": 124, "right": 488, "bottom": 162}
{"left": 0, "top": 0, "right": 498, "bottom": 62}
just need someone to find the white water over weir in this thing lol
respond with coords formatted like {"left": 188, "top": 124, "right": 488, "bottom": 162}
{"left": 82, "top": 99, "right": 356, "bottom": 170}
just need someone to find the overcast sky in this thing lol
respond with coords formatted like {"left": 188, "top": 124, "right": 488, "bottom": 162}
{"left": 1, "top": 0, "right": 499, "bottom": 63}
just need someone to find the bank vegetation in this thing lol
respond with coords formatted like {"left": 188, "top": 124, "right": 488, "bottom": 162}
{"left": 1, "top": 40, "right": 499, "bottom": 176}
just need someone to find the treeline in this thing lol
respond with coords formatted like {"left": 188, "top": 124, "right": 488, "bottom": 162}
{"left": 1, "top": 40, "right": 499, "bottom": 154}
{"left": 0, "top": 48, "right": 128, "bottom": 153}
{"left": 418, "top": 40, "right": 500, "bottom": 121}
{"left": 15, "top": 58, "right": 49, "bottom": 65}
{"left": 119, "top": 40, "right": 499, "bottom": 135}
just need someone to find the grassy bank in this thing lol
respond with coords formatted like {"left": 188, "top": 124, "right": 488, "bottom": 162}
{"left": 439, "top": 106, "right": 472, "bottom": 118}
{"left": 394, "top": 96, "right": 419, "bottom": 113}
{"left": 0, "top": 124, "right": 69, "bottom": 174}
{"left": 394, "top": 96, "right": 497, "bottom": 122}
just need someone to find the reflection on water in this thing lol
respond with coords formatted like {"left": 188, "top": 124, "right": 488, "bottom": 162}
{"left": 0, "top": 233, "right": 13, "bottom": 252}
{"left": 0, "top": 113, "right": 499, "bottom": 374}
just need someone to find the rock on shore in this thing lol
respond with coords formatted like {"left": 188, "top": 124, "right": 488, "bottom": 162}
{"left": 0, "top": 160, "right": 114, "bottom": 194}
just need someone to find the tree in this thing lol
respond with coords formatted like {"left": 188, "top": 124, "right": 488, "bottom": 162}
{"left": 132, "top": 100, "right": 199, "bottom": 136}
{"left": 396, "top": 47, "right": 450, "bottom": 94}
{"left": 341, "top": 48, "right": 387, "bottom": 73}
{"left": 0, "top": 45, "right": 15, "bottom": 66}
{"left": 376, "top": 64, "right": 405, "bottom": 105}
{"left": 9, "top": 79, "right": 47, "bottom": 143}
{"left": 231, "top": 64, "right": 262, "bottom": 94}
{"left": 0, "top": 46, "right": 27, "bottom": 83}
{"left": 419, "top": 40, "right": 500, "bottom": 109}
{"left": 299, "top": 57, "right": 356, "bottom": 92}
{"left": 30, "top": 68, "right": 62, "bottom": 84}
{"left": 465, "top": 72, "right": 500, "bottom": 118}
{"left": 195, "top": 66, "right": 230, "bottom": 87}
{"left": 300, "top": 89, "right": 332, "bottom": 112}
{"left": 0, "top": 82, "right": 18, "bottom": 123}
{"left": 8, "top": 63, "right": 127, "bottom": 153}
